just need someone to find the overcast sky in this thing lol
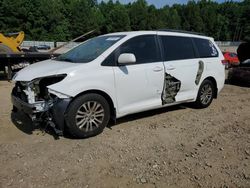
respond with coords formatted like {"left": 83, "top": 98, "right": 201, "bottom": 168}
{"left": 98, "top": 0, "right": 242, "bottom": 8}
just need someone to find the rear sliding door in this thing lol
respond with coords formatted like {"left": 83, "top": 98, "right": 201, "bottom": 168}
{"left": 159, "top": 35, "right": 200, "bottom": 104}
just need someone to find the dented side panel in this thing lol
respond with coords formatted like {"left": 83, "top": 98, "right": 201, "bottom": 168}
{"left": 195, "top": 61, "right": 204, "bottom": 85}
{"left": 162, "top": 59, "right": 200, "bottom": 103}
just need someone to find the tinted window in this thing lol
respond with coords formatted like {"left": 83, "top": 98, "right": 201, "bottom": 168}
{"left": 119, "top": 35, "right": 161, "bottom": 64}
{"left": 102, "top": 35, "right": 161, "bottom": 66}
{"left": 193, "top": 38, "right": 218, "bottom": 58}
{"left": 102, "top": 50, "right": 116, "bottom": 66}
{"left": 102, "top": 35, "right": 161, "bottom": 65}
{"left": 160, "top": 36, "right": 196, "bottom": 61}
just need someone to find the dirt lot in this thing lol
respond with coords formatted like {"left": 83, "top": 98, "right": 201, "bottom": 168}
{"left": 0, "top": 80, "right": 249, "bottom": 188}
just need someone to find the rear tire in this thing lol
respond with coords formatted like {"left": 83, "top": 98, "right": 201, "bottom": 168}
{"left": 65, "top": 93, "right": 110, "bottom": 138}
{"left": 194, "top": 80, "right": 215, "bottom": 108}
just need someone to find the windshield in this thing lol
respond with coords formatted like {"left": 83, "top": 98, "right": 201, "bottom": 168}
{"left": 56, "top": 35, "right": 125, "bottom": 63}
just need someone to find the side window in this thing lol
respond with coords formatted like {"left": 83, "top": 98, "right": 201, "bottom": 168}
{"left": 102, "top": 35, "right": 161, "bottom": 66}
{"left": 102, "top": 50, "right": 116, "bottom": 66}
{"left": 193, "top": 38, "right": 218, "bottom": 58}
{"left": 160, "top": 36, "right": 196, "bottom": 61}
{"left": 119, "top": 35, "right": 161, "bottom": 64}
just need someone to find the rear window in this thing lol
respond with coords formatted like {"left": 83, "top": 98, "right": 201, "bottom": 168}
{"left": 193, "top": 38, "right": 218, "bottom": 58}
{"left": 160, "top": 36, "right": 196, "bottom": 61}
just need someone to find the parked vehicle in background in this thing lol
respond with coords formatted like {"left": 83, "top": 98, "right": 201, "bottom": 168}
{"left": 36, "top": 44, "right": 51, "bottom": 50}
{"left": 223, "top": 52, "right": 239, "bottom": 68}
{"left": 0, "top": 31, "right": 59, "bottom": 79}
{"left": 11, "top": 30, "right": 225, "bottom": 138}
{"left": 28, "top": 44, "right": 51, "bottom": 51}
{"left": 228, "top": 42, "right": 250, "bottom": 86}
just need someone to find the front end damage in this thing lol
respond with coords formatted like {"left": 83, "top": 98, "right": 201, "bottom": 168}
{"left": 11, "top": 74, "right": 71, "bottom": 135}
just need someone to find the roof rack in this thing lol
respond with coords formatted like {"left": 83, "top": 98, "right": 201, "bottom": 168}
{"left": 157, "top": 29, "right": 205, "bottom": 36}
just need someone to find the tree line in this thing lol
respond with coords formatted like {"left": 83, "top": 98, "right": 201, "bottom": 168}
{"left": 0, "top": 0, "right": 249, "bottom": 41}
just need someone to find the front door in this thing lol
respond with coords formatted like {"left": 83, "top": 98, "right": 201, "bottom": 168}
{"left": 113, "top": 35, "right": 164, "bottom": 116}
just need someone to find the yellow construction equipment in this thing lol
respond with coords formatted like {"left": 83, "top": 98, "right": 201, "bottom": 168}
{"left": 0, "top": 31, "right": 24, "bottom": 53}
{"left": 0, "top": 30, "right": 95, "bottom": 79}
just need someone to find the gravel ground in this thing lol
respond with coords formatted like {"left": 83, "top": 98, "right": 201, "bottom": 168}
{"left": 0, "top": 80, "right": 249, "bottom": 188}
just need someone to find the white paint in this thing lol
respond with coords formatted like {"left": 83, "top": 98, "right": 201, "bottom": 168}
{"left": 14, "top": 31, "right": 225, "bottom": 119}
{"left": 118, "top": 53, "right": 136, "bottom": 64}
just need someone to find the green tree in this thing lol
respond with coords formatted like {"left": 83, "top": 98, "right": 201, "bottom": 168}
{"left": 240, "top": 0, "right": 250, "bottom": 41}
{"left": 181, "top": 1, "right": 204, "bottom": 32}
{"left": 129, "top": 0, "right": 148, "bottom": 30}
{"left": 99, "top": 1, "right": 130, "bottom": 33}
{"left": 109, "top": 2, "right": 130, "bottom": 32}
{"left": 157, "top": 6, "right": 181, "bottom": 30}
{"left": 146, "top": 5, "right": 162, "bottom": 29}
{"left": 168, "top": 8, "right": 181, "bottom": 29}
{"left": 0, "top": 0, "right": 248, "bottom": 41}
{"left": 219, "top": 1, "right": 242, "bottom": 41}
{"left": 69, "top": 0, "right": 104, "bottom": 38}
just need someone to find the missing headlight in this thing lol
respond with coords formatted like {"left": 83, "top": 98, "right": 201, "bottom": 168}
{"left": 38, "top": 74, "right": 67, "bottom": 99}
{"left": 13, "top": 74, "right": 67, "bottom": 104}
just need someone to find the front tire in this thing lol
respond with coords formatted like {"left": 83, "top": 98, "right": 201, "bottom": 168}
{"left": 65, "top": 93, "right": 110, "bottom": 138}
{"left": 194, "top": 80, "right": 215, "bottom": 108}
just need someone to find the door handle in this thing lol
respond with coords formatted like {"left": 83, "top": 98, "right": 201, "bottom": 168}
{"left": 166, "top": 65, "right": 176, "bottom": 70}
{"left": 153, "top": 66, "right": 163, "bottom": 72}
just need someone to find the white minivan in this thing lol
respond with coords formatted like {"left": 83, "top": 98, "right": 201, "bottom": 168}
{"left": 12, "top": 30, "right": 225, "bottom": 138}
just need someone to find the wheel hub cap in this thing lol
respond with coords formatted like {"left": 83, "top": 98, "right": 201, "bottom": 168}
{"left": 75, "top": 101, "right": 104, "bottom": 132}
{"left": 200, "top": 84, "right": 213, "bottom": 105}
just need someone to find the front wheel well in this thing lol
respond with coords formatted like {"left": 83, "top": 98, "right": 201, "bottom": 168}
{"left": 203, "top": 77, "right": 218, "bottom": 98}
{"left": 72, "top": 90, "right": 116, "bottom": 122}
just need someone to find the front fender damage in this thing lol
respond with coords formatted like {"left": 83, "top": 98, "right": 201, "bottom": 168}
{"left": 50, "top": 98, "right": 71, "bottom": 135}
{"left": 12, "top": 76, "right": 71, "bottom": 136}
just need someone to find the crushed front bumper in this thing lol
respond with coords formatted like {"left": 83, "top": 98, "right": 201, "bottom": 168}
{"left": 11, "top": 95, "right": 49, "bottom": 114}
{"left": 11, "top": 94, "right": 71, "bottom": 135}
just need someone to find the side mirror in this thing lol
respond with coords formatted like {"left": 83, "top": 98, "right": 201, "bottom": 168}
{"left": 118, "top": 53, "right": 136, "bottom": 65}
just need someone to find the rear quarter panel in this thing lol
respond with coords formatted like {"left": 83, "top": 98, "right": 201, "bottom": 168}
{"left": 202, "top": 40, "right": 225, "bottom": 94}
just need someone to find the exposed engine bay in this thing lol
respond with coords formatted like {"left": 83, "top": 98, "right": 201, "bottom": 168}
{"left": 161, "top": 73, "right": 181, "bottom": 105}
{"left": 11, "top": 74, "right": 70, "bottom": 135}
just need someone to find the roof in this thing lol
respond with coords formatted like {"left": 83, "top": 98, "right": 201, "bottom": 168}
{"left": 158, "top": 29, "right": 205, "bottom": 36}
{"left": 104, "top": 30, "right": 212, "bottom": 40}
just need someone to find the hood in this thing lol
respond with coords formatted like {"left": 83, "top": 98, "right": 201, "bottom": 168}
{"left": 13, "top": 59, "right": 81, "bottom": 81}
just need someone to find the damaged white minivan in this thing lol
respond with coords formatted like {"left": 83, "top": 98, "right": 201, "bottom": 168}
{"left": 12, "top": 30, "right": 225, "bottom": 138}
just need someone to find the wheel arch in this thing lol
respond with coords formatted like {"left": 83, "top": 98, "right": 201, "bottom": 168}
{"left": 71, "top": 89, "right": 116, "bottom": 122}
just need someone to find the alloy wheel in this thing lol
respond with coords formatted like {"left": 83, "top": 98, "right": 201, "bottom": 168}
{"left": 75, "top": 101, "right": 105, "bottom": 132}
{"left": 200, "top": 84, "right": 213, "bottom": 105}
